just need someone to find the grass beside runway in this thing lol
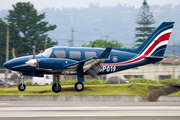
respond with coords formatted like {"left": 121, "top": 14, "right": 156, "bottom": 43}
{"left": 0, "top": 83, "right": 167, "bottom": 96}
{"left": 168, "top": 91, "right": 180, "bottom": 96}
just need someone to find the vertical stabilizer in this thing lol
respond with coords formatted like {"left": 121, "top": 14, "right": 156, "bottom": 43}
{"left": 133, "top": 22, "right": 174, "bottom": 57}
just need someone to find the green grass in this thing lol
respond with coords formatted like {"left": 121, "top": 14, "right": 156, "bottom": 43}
{"left": 0, "top": 83, "right": 166, "bottom": 96}
{"left": 168, "top": 91, "right": 180, "bottom": 96}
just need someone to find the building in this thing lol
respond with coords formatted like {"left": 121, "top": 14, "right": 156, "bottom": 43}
{"left": 106, "top": 56, "right": 180, "bottom": 82}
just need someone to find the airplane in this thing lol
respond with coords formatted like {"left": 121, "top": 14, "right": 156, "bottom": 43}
{"left": 3, "top": 22, "right": 174, "bottom": 93}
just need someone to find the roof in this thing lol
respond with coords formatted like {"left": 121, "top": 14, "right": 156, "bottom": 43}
{"left": 158, "top": 55, "right": 180, "bottom": 65}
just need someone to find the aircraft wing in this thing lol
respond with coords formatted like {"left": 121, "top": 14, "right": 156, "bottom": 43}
{"left": 64, "top": 47, "right": 112, "bottom": 78}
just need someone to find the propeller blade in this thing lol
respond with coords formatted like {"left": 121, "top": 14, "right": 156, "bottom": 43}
{"left": 32, "top": 45, "right": 36, "bottom": 59}
{"left": 12, "top": 48, "right": 16, "bottom": 59}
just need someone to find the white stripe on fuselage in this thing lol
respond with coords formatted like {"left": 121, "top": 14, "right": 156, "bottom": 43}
{"left": 11, "top": 64, "right": 28, "bottom": 69}
{"left": 101, "top": 28, "right": 172, "bottom": 66}
{"left": 147, "top": 40, "right": 168, "bottom": 57}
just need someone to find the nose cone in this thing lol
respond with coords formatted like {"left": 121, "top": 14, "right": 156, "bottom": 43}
{"left": 3, "top": 61, "right": 10, "bottom": 69}
{"left": 3, "top": 56, "right": 32, "bottom": 70}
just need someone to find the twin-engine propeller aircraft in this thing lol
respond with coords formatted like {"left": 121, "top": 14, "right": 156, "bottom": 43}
{"left": 3, "top": 22, "right": 174, "bottom": 93}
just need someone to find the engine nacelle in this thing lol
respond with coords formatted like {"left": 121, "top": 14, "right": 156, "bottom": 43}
{"left": 26, "top": 58, "right": 77, "bottom": 70}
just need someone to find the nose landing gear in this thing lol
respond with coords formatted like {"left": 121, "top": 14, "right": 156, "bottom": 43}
{"left": 18, "top": 76, "right": 26, "bottom": 92}
{"left": 18, "top": 83, "right": 26, "bottom": 91}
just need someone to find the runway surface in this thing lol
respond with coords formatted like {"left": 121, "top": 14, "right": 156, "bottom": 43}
{"left": 0, "top": 101, "right": 180, "bottom": 120}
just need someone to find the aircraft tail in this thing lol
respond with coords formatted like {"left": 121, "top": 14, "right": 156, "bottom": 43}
{"left": 133, "top": 22, "right": 174, "bottom": 57}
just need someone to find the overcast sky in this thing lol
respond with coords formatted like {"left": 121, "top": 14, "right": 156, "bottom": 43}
{"left": 1, "top": 0, "right": 180, "bottom": 10}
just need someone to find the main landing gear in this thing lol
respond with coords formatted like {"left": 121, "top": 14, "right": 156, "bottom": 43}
{"left": 75, "top": 82, "right": 84, "bottom": 91}
{"left": 18, "top": 76, "right": 26, "bottom": 91}
{"left": 52, "top": 75, "right": 84, "bottom": 93}
{"left": 52, "top": 75, "right": 61, "bottom": 93}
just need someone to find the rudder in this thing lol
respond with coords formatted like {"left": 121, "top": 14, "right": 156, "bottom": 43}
{"left": 133, "top": 22, "right": 174, "bottom": 57}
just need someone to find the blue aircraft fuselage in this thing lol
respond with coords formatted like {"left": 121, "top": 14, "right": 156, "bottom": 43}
{"left": 3, "top": 22, "right": 174, "bottom": 78}
{"left": 2, "top": 22, "right": 175, "bottom": 93}
{"left": 3, "top": 46, "right": 162, "bottom": 77}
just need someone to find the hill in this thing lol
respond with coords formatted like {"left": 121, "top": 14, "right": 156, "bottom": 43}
{"left": 0, "top": 3, "right": 180, "bottom": 50}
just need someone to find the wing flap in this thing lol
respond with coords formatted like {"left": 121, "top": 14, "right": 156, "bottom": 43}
{"left": 64, "top": 47, "right": 112, "bottom": 77}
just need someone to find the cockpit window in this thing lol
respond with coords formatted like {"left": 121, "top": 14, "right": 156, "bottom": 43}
{"left": 41, "top": 48, "right": 53, "bottom": 58}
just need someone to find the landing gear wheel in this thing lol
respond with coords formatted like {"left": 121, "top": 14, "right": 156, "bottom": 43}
{"left": 18, "top": 83, "right": 26, "bottom": 91}
{"left": 52, "top": 83, "right": 61, "bottom": 93}
{"left": 75, "top": 82, "right": 84, "bottom": 92}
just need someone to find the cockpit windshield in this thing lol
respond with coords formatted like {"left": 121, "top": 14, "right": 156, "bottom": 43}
{"left": 40, "top": 48, "right": 53, "bottom": 58}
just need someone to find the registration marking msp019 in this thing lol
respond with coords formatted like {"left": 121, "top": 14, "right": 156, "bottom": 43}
{"left": 100, "top": 66, "right": 116, "bottom": 72}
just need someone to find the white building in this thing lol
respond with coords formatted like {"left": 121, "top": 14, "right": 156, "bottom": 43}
{"left": 106, "top": 56, "right": 180, "bottom": 81}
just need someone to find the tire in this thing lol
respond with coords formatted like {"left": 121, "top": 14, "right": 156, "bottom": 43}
{"left": 52, "top": 83, "right": 61, "bottom": 93}
{"left": 18, "top": 83, "right": 26, "bottom": 91}
{"left": 75, "top": 82, "right": 84, "bottom": 92}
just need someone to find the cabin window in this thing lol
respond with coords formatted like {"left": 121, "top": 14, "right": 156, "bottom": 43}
{"left": 85, "top": 52, "right": 96, "bottom": 59}
{"left": 52, "top": 50, "right": 66, "bottom": 58}
{"left": 69, "top": 51, "right": 81, "bottom": 59}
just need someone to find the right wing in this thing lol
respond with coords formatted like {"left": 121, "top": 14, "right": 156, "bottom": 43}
{"left": 64, "top": 47, "right": 112, "bottom": 77}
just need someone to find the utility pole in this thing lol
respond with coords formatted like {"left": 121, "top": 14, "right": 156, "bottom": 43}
{"left": 5, "top": 21, "right": 10, "bottom": 88}
{"left": 44, "top": 34, "right": 50, "bottom": 50}
{"left": 172, "top": 42, "right": 175, "bottom": 84}
{"left": 71, "top": 27, "right": 74, "bottom": 47}
{"left": 68, "top": 14, "right": 74, "bottom": 47}
{"left": 94, "top": 28, "right": 103, "bottom": 40}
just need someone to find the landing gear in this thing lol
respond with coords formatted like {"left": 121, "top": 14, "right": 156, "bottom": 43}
{"left": 75, "top": 82, "right": 84, "bottom": 92}
{"left": 75, "top": 69, "right": 85, "bottom": 92}
{"left": 52, "top": 75, "right": 61, "bottom": 93}
{"left": 51, "top": 74, "right": 85, "bottom": 92}
{"left": 52, "top": 83, "right": 61, "bottom": 93}
{"left": 18, "top": 76, "right": 26, "bottom": 91}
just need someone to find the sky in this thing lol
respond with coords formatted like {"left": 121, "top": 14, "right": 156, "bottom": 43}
{"left": 1, "top": 0, "right": 180, "bottom": 10}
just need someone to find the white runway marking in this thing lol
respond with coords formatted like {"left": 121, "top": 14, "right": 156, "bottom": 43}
{"left": 0, "top": 106, "right": 180, "bottom": 117}
{"left": 1, "top": 106, "right": 180, "bottom": 111}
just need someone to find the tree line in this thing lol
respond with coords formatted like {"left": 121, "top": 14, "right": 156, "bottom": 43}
{"left": 0, "top": 0, "right": 155, "bottom": 68}
{"left": 0, "top": 2, "right": 57, "bottom": 67}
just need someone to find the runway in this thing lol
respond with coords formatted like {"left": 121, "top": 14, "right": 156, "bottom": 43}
{"left": 0, "top": 101, "right": 180, "bottom": 120}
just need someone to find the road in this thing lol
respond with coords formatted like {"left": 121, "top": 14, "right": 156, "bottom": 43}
{"left": 0, "top": 101, "right": 180, "bottom": 120}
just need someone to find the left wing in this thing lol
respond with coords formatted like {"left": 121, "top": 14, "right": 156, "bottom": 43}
{"left": 64, "top": 47, "right": 112, "bottom": 78}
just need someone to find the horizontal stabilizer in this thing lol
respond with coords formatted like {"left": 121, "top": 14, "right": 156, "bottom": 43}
{"left": 144, "top": 57, "right": 164, "bottom": 59}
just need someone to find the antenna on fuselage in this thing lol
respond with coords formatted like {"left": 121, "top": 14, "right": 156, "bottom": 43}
{"left": 91, "top": 42, "right": 96, "bottom": 48}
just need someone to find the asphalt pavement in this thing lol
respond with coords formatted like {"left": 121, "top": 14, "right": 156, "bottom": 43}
{"left": 0, "top": 101, "right": 180, "bottom": 120}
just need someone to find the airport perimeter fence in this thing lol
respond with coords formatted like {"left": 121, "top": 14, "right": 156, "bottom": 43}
{"left": 1, "top": 64, "right": 180, "bottom": 86}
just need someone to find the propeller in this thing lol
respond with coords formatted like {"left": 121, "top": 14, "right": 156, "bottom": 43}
{"left": 12, "top": 48, "right": 16, "bottom": 59}
{"left": 26, "top": 45, "right": 38, "bottom": 67}
{"left": 32, "top": 45, "right": 36, "bottom": 59}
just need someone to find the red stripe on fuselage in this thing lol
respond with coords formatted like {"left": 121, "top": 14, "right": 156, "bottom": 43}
{"left": 101, "top": 32, "right": 171, "bottom": 66}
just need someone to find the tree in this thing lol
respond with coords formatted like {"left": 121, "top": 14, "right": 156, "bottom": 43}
{"left": 0, "top": 19, "right": 8, "bottom": 67}
{"left": 0, "top": 19, "right": 21, "bottom": 67}
{"left": 5, "top": 2, "right": 57, "bottom": 56}
{"left": 82, "top": 39, "right": 123, "bottom": 48}
{"left": 135, "top": 0, "right": 156, "bottom": 46}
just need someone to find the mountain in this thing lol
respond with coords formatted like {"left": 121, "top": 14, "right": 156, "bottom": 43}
{"left": 0, "top": 3, "right": 180, "bottom": 55}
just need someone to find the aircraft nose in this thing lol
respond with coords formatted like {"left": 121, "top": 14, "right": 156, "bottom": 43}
{"left": 3, "top": 61, "right": 11, "bottom": 69}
